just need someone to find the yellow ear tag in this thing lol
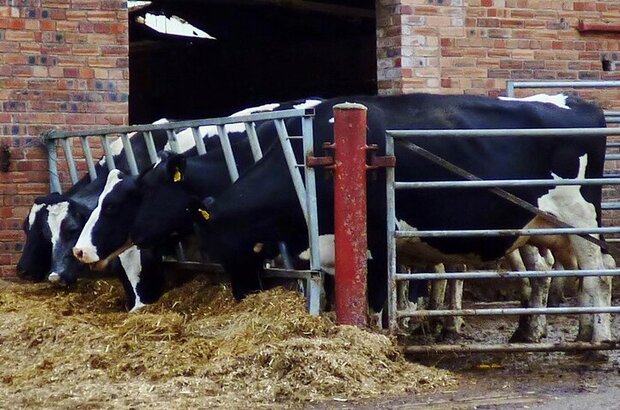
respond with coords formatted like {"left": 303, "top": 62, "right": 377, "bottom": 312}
{"left": 173, "top": 167, "right": 182, "bottom": 183}
{"left": 198, "top": 208, "right": 210, "bottom": 221}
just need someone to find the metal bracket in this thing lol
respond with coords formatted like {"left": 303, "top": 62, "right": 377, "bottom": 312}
{"left": 306, "top": 142, "right": 335, "bottom": 169}
{"left": 366, "top": 144, "right": 396, "bottom": 169}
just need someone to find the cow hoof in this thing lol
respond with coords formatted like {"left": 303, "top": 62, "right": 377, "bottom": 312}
{"left": 438, "top": 328, "right": 465, "bottom": 342}
{"left": 128, "top": 301, "right": 146, "bottom": 313}
{"left": 47, "top": 272, "right": 64, "bottom": 285}
{"left": 570, "top": 350, "right": 609, "bottom": 362}
{"left": 509, "top": 328, "right": 542, "bottom": 344}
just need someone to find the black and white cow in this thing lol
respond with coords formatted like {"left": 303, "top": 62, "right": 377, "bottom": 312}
{"left": 175, "top": 93, "right": 611, "bottom": 344}
{"left": 72, "top": 99, "right": 323, "bottom": 265}
{"left": 70, "top": 99, "right": 323, "bottom": 308}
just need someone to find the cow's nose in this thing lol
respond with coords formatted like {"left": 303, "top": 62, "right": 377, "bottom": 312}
{"left": 73, "top": 248, "right": 84, "bottom": 260}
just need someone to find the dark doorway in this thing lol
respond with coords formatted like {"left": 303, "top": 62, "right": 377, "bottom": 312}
{"left": 129, "top": 1, "right": 377, "bottom": 123}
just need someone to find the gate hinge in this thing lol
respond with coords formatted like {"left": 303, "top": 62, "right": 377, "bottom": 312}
{"left": 366, "top": 144, "right": 396, "bottom": 170}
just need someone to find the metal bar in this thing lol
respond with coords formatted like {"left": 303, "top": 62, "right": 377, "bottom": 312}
{"left": 386, "top": 134, "right": 398, "bottom": 332}
{"left": 216, "top": 125, "right": 240, "bottom": 182}
{"left": 607, "top": 111, "right": 620, "bottom": 116}
{"left": 560, "top": 199, "right": 611, "bottom": 211}
{"left": 275, "top": 119, "right": 309, "bottom": 224}
{"left": 403, "top": 142, "right": 609, "bottom": 250}
{"left": 79, "top": 136, "right": 97, "bottom": 182}
{"left": 245, "top": 122, "right": 263, "bottom": 161}
{"left": 143, "top": 131, "right": 158, "bottom": 165}
{"left": 387, "top": 127, "right": 617, "bottom": 138}
{"left": 44, "top": 108, "right": 316, "bottom": 139}
{"left": 166, "top": 130, "right": 180, "bottom": 153}
{"left": 333, "top": 103, "right": 368, "bottom": 327}
{"left": 46, "top": 139, "right": 62, "bottom": 194}
{"left": 191, "top": 127, "right": 207, "bottom": 156}
{"left": 404, "top": 342, "right": 620, "bottom": 354}
{"left": 301, "top": 114, "right": 322, "bottom": 316}
{"left": 396, "top": 226, "right": 620, "bottom": 238}
{"left": 175, "top": 242, "right": 186, "bottom": 262}
{"left": 395, "top": 177, "right": 620, "bottom": 189}
{"left": 396, "top": 268, "right": 620, "bottom": 281}
{"left": 60, "top": 138, "right": 79, "bottom": 185}
{"left": 100, "top": 136, "right": 116, "bottom": 170}
{"left": 606, "top": 154, "right": 620, "bottom": 160}
{"left": 398, "top": 306, "right": 620, "bottom": 318}
{"left": 263, "top": 268, "right": 314, "bottom": 280}
{"left": 120, "top": 133, "right": 139, "bottom": 175}
{"left": 507, "top": 80, "right": 620, "bottom": 92}
{"left": 606, "top": 142, "right": 620, "bottom": 148}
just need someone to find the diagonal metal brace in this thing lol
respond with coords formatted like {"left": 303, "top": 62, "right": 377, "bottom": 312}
{"left": 402, "top": 140, "right": 609, "bottom": 251}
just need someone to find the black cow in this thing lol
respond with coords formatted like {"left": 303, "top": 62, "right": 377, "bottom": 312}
{"left": 179, "top": 93, "right": 611, "bottom": 344}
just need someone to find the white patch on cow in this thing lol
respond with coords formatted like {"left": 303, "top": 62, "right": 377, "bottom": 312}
{"left": 293, "top": 99, "right": 322, "bottom": 110}
{"left": 537, "top": 154, "right": 613, "bottom": 342}
{"left": 231, "top": 103, "right": 281, "bottom": 117}
{"left": 537, "top": 154, "right": 595, "bottom": 228}
{"left": 99, "top": 118, "right": 170, "bottom": 165}
{"left": 74, "top": 170, "right": 124, "bottom": 263}
{"left": 46, "top": 201, "right": 70, "bottom": 254}
{"left": 396, "top": 219, "right": 488, "bottom": 266}
{"left": 298, "top": 234, "right": 373, "bottom": 275}
{"left": 119, "top": 246, "right": 146, "bottom": 312}
{"left": 498, "top": 93, "right": 570, "bottom": 110}
{"left": 162, "top": 127, "right": 198, "bottom": 153}
{"left": 328, "top": 117, "right": 334, "bottom": 124}
{"left": 197, "top": 103, "right": 283, "bottom": 140}
{"left": 28, "top": 203, "right": 45, "bottom": 229}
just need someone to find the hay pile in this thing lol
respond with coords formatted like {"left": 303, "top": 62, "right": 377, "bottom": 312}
{"left": 0, "top": 276, "right": 456, "bottom": 408}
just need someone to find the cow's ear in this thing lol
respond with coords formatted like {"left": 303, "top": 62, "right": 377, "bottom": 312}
{"left": 165, "top": 154, "right": 186, "bottom": 183}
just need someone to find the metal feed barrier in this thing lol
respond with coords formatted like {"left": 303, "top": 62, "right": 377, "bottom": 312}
{"left": 42, "top": 109, "right": 325, "bottom": 315}
{"left": 385, "top": 126, "right": 620, "bottom": 354}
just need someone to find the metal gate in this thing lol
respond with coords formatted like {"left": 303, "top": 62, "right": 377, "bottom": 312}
{"left": 41, "top": 109, "right": 324, "bottom": 314}
{"left": 385, "top": 125, "right": 620, "bottom": 353}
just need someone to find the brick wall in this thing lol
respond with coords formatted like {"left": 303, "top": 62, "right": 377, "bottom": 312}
{"left": 0, "top": 1, "right": 128, "bottom": 277}
{"left": 377, "top": 0, "right": 620, "bottom": 108}
{"left": 377, "top": 0, "right": 620, "bottom": 232}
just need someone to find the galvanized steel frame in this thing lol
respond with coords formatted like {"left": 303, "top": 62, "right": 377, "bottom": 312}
{"left": 41, "top": 108, "right": 324, "bottom": 315}
{"left": 385, "top": 125, "right": 620, "bottom": 351}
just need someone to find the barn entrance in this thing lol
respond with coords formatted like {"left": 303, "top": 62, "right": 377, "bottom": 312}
{"left": 128, "top": 1, "right": 376, "bottom": 124}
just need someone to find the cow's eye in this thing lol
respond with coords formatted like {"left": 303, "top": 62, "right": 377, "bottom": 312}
{"left": 103, "top": 204, "right": 117, "bottom": 215}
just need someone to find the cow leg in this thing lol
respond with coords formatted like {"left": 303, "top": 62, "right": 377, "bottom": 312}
{"left": 572, "top": 236, "right": 612, "bottom": 343}
{"left": 428, "top": 264, "right": 447, "bottom": 335}
{"left": 509, "top": 246, "right": 552, "bottom": 343}
{"left": 442, "top": 264, "right": 465, "bottom": 339}
{"left": 505, "top": 249, "right": 532, "bottom": 342}
{"left": 548, "top": 260, "right": 567, "bottom": 307}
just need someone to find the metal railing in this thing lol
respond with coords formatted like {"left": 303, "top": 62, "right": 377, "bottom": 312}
{"left": 385, "top": 125, "right": 620, "bottom": 353}
{"left": 42, "top": 108, "right": 324, "bottom": 315}
{"left": 505, "top": 79, "right": 620, "bottom": 219}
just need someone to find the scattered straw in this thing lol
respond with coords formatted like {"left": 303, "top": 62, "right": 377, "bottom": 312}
{"left": 0, "top": 277, "right": 456, "bottom": 408}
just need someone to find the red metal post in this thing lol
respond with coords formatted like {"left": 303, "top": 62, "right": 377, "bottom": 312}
{"left": 333, "top": 103, "right": 368, "bottom": 327}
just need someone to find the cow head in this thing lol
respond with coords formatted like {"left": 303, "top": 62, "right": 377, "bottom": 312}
{"left": 46, "top": 198, "right": 92, "bottom": 285}
{"left": 73, "top": 169, "right": 138, "bottom": 265}
{"left": 16, "top": 196, "right": 57, "bottom": 281}
{"left": 130, "top": 152, "right": 196, "bottom": 248}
